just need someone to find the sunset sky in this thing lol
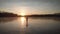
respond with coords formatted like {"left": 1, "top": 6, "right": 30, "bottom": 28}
{"left": 0, "top": 0, "right": 60, "bottom": 15}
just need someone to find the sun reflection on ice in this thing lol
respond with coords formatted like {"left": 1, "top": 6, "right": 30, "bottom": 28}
{"left": 20, "top": 17, "right": 28, "bottom": 28}
{"left": 21, "top": 17, "right": 26, "bottom": 25}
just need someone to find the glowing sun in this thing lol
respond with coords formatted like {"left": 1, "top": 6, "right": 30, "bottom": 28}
{"left": 20, "top": 7, "right": 27, "bottom": 16}
{"left": 21, "top": 13, "right": 25, "bottom": 16}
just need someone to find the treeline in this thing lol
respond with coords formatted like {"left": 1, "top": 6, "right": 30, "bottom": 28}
{"left": 0, "top": 12, "right": 18, "bottom": 17}
{"left": 28, "top": 13, "right": 60, "bottom": 17}
{"left": 0, "top": 11, "right": 60, "bottom": 17}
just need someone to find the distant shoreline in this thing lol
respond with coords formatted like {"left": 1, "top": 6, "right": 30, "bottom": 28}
{"left": 0, "top": 12, "right": 60, "bottom": 17}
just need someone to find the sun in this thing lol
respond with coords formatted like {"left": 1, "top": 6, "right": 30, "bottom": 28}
{"left": 20, "top": 7, "right": 26, "bottom": 16}
{"left": 21, "top": 13, "right": 25, "bottom": 16}
{"left": 15, "top": 7, "right": 29, "bottom": 16}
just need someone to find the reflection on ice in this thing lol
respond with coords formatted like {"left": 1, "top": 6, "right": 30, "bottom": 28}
{"left": 21, "top": 17, "right": 26, "bottom": 26}
{"left": 20, "top": 17, "right": 28, "bottom": 28}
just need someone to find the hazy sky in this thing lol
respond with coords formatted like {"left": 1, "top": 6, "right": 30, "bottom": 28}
{"left": 0, "top": 0, "right": 60, "bottom": 15}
